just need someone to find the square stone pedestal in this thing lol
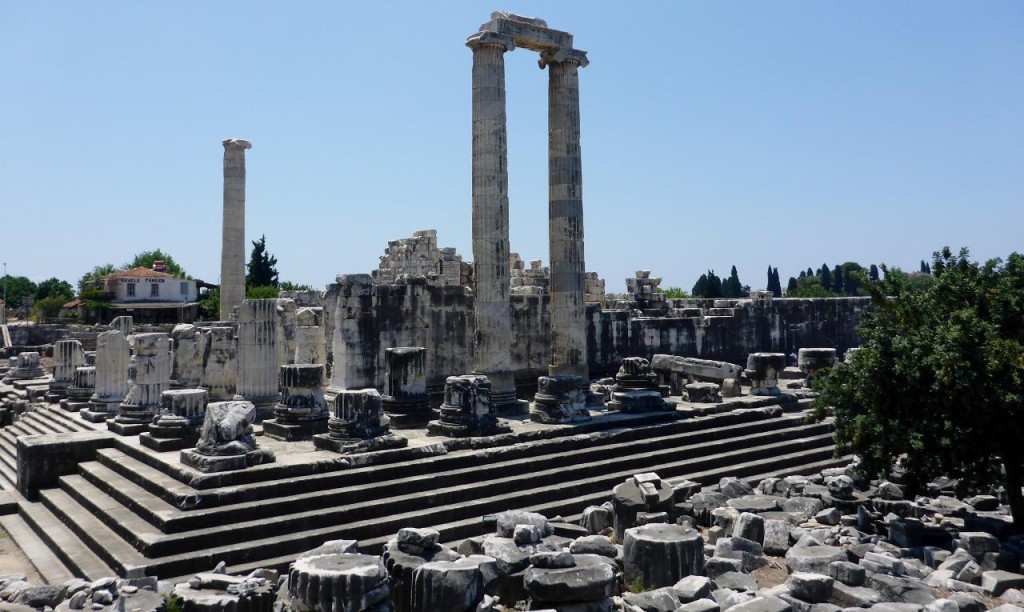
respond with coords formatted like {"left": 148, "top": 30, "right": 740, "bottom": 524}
{"left": 312, "top": 433, "right": 408, "bottom": 455}
{"left": 180, "top": 448, "right": 276, "bottom": 473}
{"left": 140, "top": 432, "right": 196, "bottom": 452}
{"left": 82, "top": 405, "right": 117, "bottom": 423}
{"left": 107, "top": 420, "right": 148, "bottom": 436}
{"left": 262, "top": 419, "right": 328, "bottom": 442}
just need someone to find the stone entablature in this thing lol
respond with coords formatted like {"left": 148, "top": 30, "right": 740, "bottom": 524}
{"left": 103, "top": 267, "right": 197, "bottom": 304}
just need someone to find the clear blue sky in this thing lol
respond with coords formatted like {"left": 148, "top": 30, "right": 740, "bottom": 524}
{"left": 2, "top": 2, "right": 1021, "bottom": 293}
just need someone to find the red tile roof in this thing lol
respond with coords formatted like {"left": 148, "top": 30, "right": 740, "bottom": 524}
{"left": 105, "top": 267, "right": 177, "bottom": 279}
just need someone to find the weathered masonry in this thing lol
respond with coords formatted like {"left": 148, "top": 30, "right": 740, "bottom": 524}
{"left": 467, "top": 12, "right": 590, "bottom": 411}
{"left": 313, "top": 274, "right": 868, "bottom": 395}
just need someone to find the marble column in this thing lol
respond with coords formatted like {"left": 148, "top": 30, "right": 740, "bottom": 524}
{"left": 467, "top": 31, "right": 520, "bottom": 412}
{"left": 294, "top": 307, "right": 327, "bottom": 365}
{"left": 61, "top": 366, "right": 96, "bottom": 411}
{"left": 541, "top": 48, "right": 589, "bottom": 379}
{"left": 220, "top": 138, "right": 251, "bottom": 321}
{"left": 263, "top": 364, "right": 329, "bottom": 441}
{"left": 202, "top": 326, "right": 237, "bottom": 401}
{"left": 86, "top": 330, "right": 130, "bottom": 422}
{"left": 112, "top": 333, "right": 172, "bottom": 434}
{"left": 46, "top": 339, "right": 86, "bottom": 402}
{"left": 235, "top": 299, "right": 280, "bottom": 420}
{"left": 171, "top": 323, "right": 206, "bottom": 389}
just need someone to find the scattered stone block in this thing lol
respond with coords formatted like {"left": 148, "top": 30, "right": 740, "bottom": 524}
{"left": 958, "top": 532, "right": 1000, "bottom": 555}
{"left": 523, "top": 554, "right": 615, "bottom": 608}
{"left": 673, "top": 575, "right": 715, "bottom": 603}
{"left": 786, "top": 546, "right": 848, "bottom": 575}
{"left": 981, "top": 570, "right": 1024, "bottom": 597}
{"left": 623, "top": 523, "right": 705, "bottom": 589}
{"left": 410, "top": 555, "right": 497, "bottom": 612}
{"left": 569, "top": 535, "right": 616, "bottom": 559}
{"left": 786, "top": 572, "right": 834, "bottom": 603}
{"left": 828, "top": 561, "right": 865, "bottom": 587}
{"left": 622, "top": 586, "right": 682, "bottom": 612}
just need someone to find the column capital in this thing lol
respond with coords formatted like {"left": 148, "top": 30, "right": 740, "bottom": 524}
{"left": 466, "top": 31, "right": 516, "bottom": 53}
{"left": 538, "top": 48, "right": 589, "bottom": 70}
{"left": 222, "top": 138, "right": 252, "bottom": 151}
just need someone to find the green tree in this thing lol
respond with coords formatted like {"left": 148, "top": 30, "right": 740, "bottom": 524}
{"left": 279, "top": 281, "right": 313, "bottom": 292}
{"left": 723, "top": 266, "right": 744, "bottom": 298}
{"left": 820, "top": 264, "right": 832, "bottom": 292}
{"left": 787, "top": 276, "right": 798, "bottom": 293}
{"left": 32, "top": 296, "right": 66, "bottom": 321}
{"left": 124, "top": 249, "right": 188, "bottom": 278}
{"left": 662, "top": 286, "right": 690, "bottom": 299}
{"left": 198, "top": 288, "right": 220, "bottom": 320}
{"left": 1, "top": 275, "right": 37, "bottom": 309}
{"left": 768, "top": 267, "right": 782, "bottom": 297}
{"left": 869, "top": 264, "right": 880, "bottom": 281}
{"left": 246, "top": 235, "right": 279, "bottom": 288}
{"left": 813, "top": 247, "right": 1024, "bottom": 530}
{"left": 788, "top": 275, "right": 832, "bottom": 298}
{"left": 77, "top": 264, "right": 117, "bottom": 293}
{"left": 692, "top": 270, "right": 723, "bottom": 298}
{"left": 246, "top": 285, "right": 279, "bottom": 299}
{"left": 35, "top": 277, "right": 75, "bottom": 302}
{"left": 832, "top": 265, "right": 844, "bottom": 295}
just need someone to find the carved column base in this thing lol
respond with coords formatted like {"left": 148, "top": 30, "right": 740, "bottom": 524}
{"left": 83, "top": 398, "right": 120, "bottom": 423}
{"left": 530, "top": 375, "right": 591, "bottom": 424}
{"left": 381, "top": 395, "right": 437, "bottom": 427}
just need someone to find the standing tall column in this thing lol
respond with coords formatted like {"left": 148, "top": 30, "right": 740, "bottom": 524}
{"left": 220, "top": 138, "right": 251, "bottom": 321}
{"left": 542, "top": 49, "right": 589, "bottom": 379}
{"left": 467, "top": 31, "right": 521, "bottom": 411}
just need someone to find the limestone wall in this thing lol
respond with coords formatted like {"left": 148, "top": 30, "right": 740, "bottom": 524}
{"left": 326, "top": 277, "right": 868, "bottom": 391}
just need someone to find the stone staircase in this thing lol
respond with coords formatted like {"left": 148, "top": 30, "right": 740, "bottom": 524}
{"left": 0, "top": 405, "right": 98, "bottom": 490}
{"left": 0, "top": 405, "right": 113, "bottom": 583}
{"left": 2, "top": 403, "right": 849, "bottom": 584}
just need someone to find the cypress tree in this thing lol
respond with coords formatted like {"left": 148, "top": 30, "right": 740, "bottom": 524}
{"left": 820, "top": 265, "right": 832, "bottom": 291}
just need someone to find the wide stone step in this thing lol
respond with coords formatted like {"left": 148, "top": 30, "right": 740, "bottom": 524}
{"left": 86, "top": 415, "right": 828, "bottom": 535}
{"left": 95, "top": 409, "right": 806, "bottom": 511}
{"left": 132, "top": 427, "right": 833, "bottom": 558}
{"left": 34, "top": 406, "right": 94, "bottom": 432}
{"left": 17, "top": 498, "right": 117, "bottom": 580}
{"left": 0, "top": 513, "right": 76, "bottom": 584}
{"left": 8, "top": 419, "right": 46, "bottom": 437}
{"left": 225, "top": 445, "right": 849, "bottom": 580}
{"left": 58, "top": 474, "right": 167, "bottom": 554}
{"left": 111, "top": 407, "right": 795, "bottom": 495}
{"left": 39, "top": 487, "right": 151, "bottom": 576}
{"left": 117, "top": 430, "right": 836, "bottom": 578}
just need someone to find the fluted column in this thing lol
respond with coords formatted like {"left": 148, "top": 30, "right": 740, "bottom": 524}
{"left": 467, "top": 31, "right": 519, "bottom": 409}
{"left": 85, "top": 330, "right": 130, "bottom": 421}
{"left": 235, "top": 299, "right": 280, "bottom": 420}
{"left": 220, "top": 138, "right": 251, "bottom": 321}
{"left": 542, "top": 48, "right": 589, "bottom": 379}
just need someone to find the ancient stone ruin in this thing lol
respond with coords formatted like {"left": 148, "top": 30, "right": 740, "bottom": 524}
{"left": 2, "top": 12, "right": 1016, "bottom": 612}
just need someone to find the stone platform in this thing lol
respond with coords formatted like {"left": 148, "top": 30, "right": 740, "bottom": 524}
{"left": 0, "top": 389, "right": 847, "bottom": 583}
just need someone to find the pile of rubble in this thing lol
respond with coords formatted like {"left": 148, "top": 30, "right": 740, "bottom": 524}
{"left": 3, "top": 465, "right": 1022, "bottom": 612}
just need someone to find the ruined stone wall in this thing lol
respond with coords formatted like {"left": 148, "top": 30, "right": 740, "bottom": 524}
{"left": 586, "top": 297, "right": 869, "bottom": 376}
{"left": 327, "top": 276, "right": 868, "bottom": 390}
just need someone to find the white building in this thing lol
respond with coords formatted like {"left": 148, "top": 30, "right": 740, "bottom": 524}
{"left": 102, "top": 262, "right": 199, "bottom": 322}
